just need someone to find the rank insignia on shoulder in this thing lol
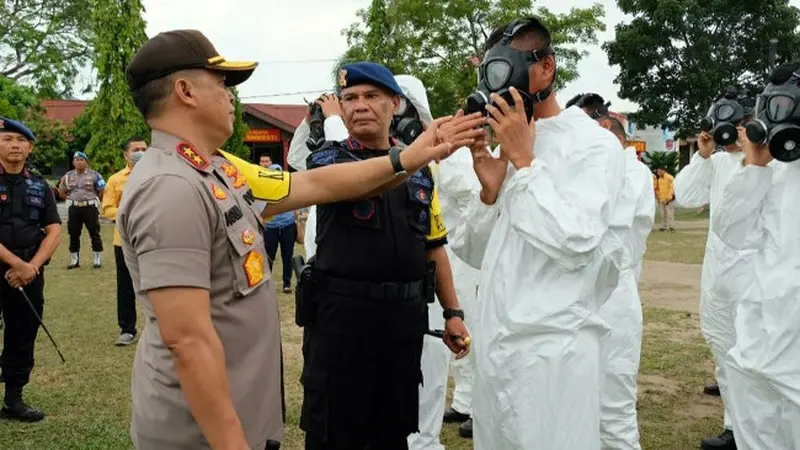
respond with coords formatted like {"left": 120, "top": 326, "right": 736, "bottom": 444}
{"left": 210, "top": 183, "right": 227, "bottom": 200}
{"left": 177, "top": 143, "right": 210, "bottom": 170}
{"left": 220, "top": 161, "right": 238, "bottom": 179}
{"left": 233, "top": 171, "right": 247, "bottom": 189}
{"left": 241, "top": 228, "right": 255, "bottom": 245}
{"left": 243, "top": 250, "right": 265, "bottom": 287}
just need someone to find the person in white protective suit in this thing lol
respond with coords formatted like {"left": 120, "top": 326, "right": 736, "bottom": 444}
{"left": 673, "top": 90, "right": 756, "bottom": 450}
{"left": 451, "top": 18, "right": 627, "bottom": 450}
{"left": 288, "top": 75, "right": 469, "bottom": 450}
{"left": 567, "top": 92, "right": 655, "bottom": 450}
{"left": 711, "top": 62, "right": 800, "bottom": 450}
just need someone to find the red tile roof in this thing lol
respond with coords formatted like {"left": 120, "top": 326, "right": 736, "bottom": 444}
{"left": 39, "top": 100, "right": 307, "bottom": 132}
{"left": 41, "top": 100, "right": 89, "bottom": 126}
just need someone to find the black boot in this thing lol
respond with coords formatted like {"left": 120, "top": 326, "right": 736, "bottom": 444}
{"left": 443, "top": 407, "right": 470, "bottom": 423}
{"left": 704, "top": 383, "right": 721, "bottom": 396}
{"left": 265, "top": 440, "right": 281, "bottom": 450}
{"left": 459, "top": 418, "right": 473, "bottom": 439}
{"left": 701, "top": 429, "right": 736, "bottom": 450}
{"left": 1, "top": 386, "right": 45, "bottom": 422}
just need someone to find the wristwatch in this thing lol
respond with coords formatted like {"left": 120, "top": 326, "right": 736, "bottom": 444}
{"left": 443, "top": 308, "right": 465, "bottom": 321}
{"left": 388, "top": 147, "right": 407, "bottom": 176}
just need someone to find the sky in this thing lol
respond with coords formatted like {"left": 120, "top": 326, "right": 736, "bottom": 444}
{"left": 137, "top": 0, "right": 632, "bottom": 111}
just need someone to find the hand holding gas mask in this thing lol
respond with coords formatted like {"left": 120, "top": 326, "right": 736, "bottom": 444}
{"left": 305, "top": 94, "right": 343, "bottom": 152}
{"left": 745, "top": 70, "right": 800, "bottom": 163}
{"left": 699, "top": 89, "right": 748, "bottom": 148}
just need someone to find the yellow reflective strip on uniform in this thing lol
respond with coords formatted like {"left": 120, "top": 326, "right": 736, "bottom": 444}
{"left": 207, "top": 55, "right": 225, "bottom": 64}
{"left": 426, "top": 187, "right": 448, "bottom": 241}
{"left": 218, "top": 150, "right": 291, "bottom": 203}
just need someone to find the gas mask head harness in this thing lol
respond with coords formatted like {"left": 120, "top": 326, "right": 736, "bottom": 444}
{"left": 465, "top": 17, "right": 555, "bottom": 122}
{"left": 699, "top": 89, "right": 747, "bottom": 146}
{"left": 391, "top": 96, "right": 424, "bottom": 146}
{"left": 746, "top": 70, "right": 800, "bottom": 162}
{"left": 567, "top": 93, "right": 611, "bottom": 120}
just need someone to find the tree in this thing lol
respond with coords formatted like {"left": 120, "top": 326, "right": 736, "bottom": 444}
{"left": 642, "top": 150, "right": 678, "bottom": 176}
{"left": 0, "top": 0, "right": 93, "bottom": 97}
{"left": 222, "top": 87, "right": 250, "bottom": 159}
{"left": 83, "top": 0, "right": 149, "bottom": 176}
{"left": 604, "top": 0, "right": 800, "bottom": 138}
{"left": 0, "top": 76, "right": 69, "bottom": 174}
{"left": 339, "top": 0, "right": 606, "bottom": 117}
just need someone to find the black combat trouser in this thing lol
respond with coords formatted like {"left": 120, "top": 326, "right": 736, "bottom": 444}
{"left": 0, "top": 269, "right": 45, "bottom": 389}
{"left": 114, "top": 246, "right": 136, "bottom": 335}
{"left": 300, "top": 291, "right": 427, "bottom": 450}
{"left": 68, "top": 205, "right": 102, "bottom": 253}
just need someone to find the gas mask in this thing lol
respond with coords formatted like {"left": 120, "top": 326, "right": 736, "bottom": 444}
{"left": 130, "top": 151, "right": 145, "bottom": 166}
{"left": 391, "top": 96, "right": 424, "bottom": 146}
{"left": 465, "top": 18, "right": 555, "bottom": 122}
{"left": 746, "top": 72, "right": 800, "bottom": 162}
{"left": 699, "top": 94, "right": 746, "bottom": 146}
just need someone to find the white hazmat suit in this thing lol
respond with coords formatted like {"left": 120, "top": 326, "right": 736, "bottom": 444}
{"left": 451, "top": 106, "right": 626, "bottom": 449}
{"left": 598, "top": 146, "right": 655, "bottom": 450}
{"left": 712, "top": 159, "right": 798, "bottom": 450}
{"left": 674, "top": 149, "right": 755, "bottom": 430}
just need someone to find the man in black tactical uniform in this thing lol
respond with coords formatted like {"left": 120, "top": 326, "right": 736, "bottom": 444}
{"left": 298, "top": 62, "right": 482, "bottom": 450}
{"left": 0, "top": 117, "right": 62, "bottom": 422}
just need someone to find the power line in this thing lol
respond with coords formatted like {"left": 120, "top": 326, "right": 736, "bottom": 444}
{"left": 240, "top": 89, "right": 332, "bottom": 99}
{"left": 254, "top": 58, "right": 339, "bottom": 65}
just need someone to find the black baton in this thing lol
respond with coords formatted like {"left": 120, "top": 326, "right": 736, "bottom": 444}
{"left": 17, "top": 287, "right": 66, "bottom": 363}
{"left": 425, "top": 329, "right": 445, "bottom": 339}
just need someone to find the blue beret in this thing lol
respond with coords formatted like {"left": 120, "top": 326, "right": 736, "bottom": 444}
{"left": 337, "top": 62, "right": 403, "bottom": 97}
{"left": 73, "top": 151, "right": 89, "bottom": 161}
{"left": 0, "top": 117, "right": 35, "bottom": 141}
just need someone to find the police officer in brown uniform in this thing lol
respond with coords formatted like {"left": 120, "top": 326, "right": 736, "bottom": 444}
{"left": 58, "top": 151, "right": 106, "bottom": 269}
{"left": 119, "top": 29, "right": 482, "bottom": 450}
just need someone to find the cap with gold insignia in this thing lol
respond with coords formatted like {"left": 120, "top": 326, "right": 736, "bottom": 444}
{"left": 126, "top": 29, "right": 258, "bottom": 90}
{"left": 337, "top": 62, "right": 403, "bottom": 97}
{"left": 0, "top": 117, "right": 35, "bottom": 142}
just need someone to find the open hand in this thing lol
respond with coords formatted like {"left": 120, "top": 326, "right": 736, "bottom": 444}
{"left": 436, "top": 110, "right": 487, "bottom": 151}
{"left": 443, "top": 318, "right": 471, "bottom": 359}
{"left": 485, "top": 87, "right": 535, "bottom": 169}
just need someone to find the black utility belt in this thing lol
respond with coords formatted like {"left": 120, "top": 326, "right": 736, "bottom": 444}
{"left": 318, "top": 274, "right": 424, "bottom": 303}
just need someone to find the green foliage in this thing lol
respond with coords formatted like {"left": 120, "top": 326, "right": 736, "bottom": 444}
{"left": 0, "top": 76, "right": 69, "bottom": 174}
{"left": 339, "top": 0, "right": 606, "bottom": 118}
{"left": 642, "top": 150, "right": 679, "bottom": 176}
{"left": 222, "top": 87, "right": 250, "bottom": 159}
{"left": 0, "top": 0, "right": 92, "bottom": 97}
{"left": 83, "top": 0, "right": 150, "bottom": 176}
{"left": 604, "top": 0, "right": 800, "bottom": 139}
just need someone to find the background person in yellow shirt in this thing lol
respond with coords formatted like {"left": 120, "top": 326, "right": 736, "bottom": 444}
{"left": 102, "top": 137, "right": 148, "bottom": 346}
{"left": 654, "top": 168, "right": 676, "bottom": 232}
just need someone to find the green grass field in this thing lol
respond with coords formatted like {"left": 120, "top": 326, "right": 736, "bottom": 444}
{"left": 0, "top": 224, "right": 721, "bottom": 449}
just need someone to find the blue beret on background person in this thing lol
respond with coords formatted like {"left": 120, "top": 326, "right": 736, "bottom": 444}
{"left": 0, "top": 117, "right": 36, "bottom": 141}
{"left": 337, "top": 61, "right": 404, "bottom": 96}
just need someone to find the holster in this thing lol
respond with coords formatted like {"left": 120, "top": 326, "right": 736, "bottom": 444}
{"left": 293, "top": 255, "right": 318, "bottom": 327}
{"left": 424, "top": 260, "right": 436, "bottom": 304}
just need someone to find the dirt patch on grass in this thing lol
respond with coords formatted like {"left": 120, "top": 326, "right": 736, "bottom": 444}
{"left": 640, "top": 374, "right": 680, "bottom": 395}
{"left": 640, "top": 260, "right": 702, "bottom": 313}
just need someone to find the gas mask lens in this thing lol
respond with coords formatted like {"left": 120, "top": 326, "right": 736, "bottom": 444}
{"left": 484, "top": 60, "right": 512, "bottom": 91}
{"left": 715, "top": 104, "right": 735, "bottom": 121}
{"left": 768, "top": 95, "right": 795, "bottom": 122}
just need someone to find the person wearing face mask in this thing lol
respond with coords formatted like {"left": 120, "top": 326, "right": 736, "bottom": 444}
{"left": 711, "top": 61, "right": 800, "bottom": 450}
{"left": 568, "top": 93, "right": 655, "bottom": 450}
{"left": 673, "top": 88, "right": 760, "bottom": 450}
{"left": 101, "top": 136, "right": 148, "bottom": 347}
{"left": 451, "top": 18, "right": 627, "bottom": 449}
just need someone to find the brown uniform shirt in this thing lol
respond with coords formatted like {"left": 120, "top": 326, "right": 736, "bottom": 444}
{"left": 117, "top": 130, "right": 284, "bottom": 449}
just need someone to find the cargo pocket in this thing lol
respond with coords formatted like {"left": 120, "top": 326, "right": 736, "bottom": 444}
{"left": 224, "top": 219, "right": 269, "bottom": 297}
{"left": 299, "top": 369, "right": 330, "bottom": 440}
